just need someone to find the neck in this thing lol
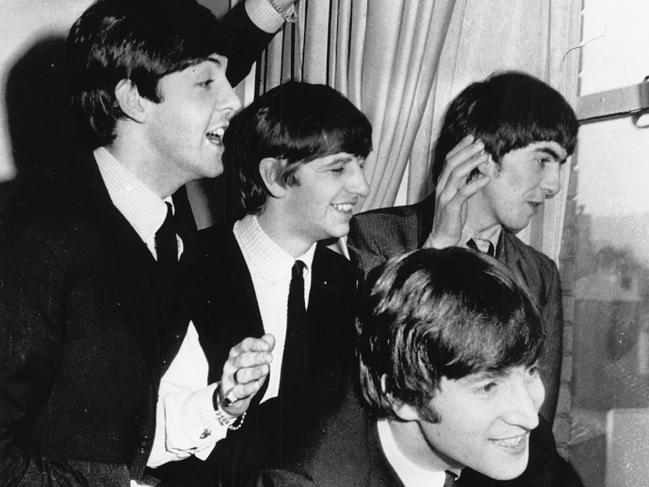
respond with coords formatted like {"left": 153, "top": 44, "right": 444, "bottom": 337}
{"left": 256, "top": 208, "right": 314, "bottom": 258}
{"left": 107, "top": 131, "right": 183, "bottom": 199}
{"left": 388, "top": 419, "right": 455, "bottom": 472}
{"left": 464, "top": 192, "right": 500, "bottom": 237}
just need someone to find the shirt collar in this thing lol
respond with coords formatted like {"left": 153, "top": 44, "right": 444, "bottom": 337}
{"left": 234, "top": 214, "right": 316, "bottom": 282}
{"left": 376, "top": 418, "right": 448, "bottom": 487}
{"left": 461, "top": 223, "right": 502, "bottom": 252}
{"left": 94, "top": 146, "right": 172, "bottom": 245}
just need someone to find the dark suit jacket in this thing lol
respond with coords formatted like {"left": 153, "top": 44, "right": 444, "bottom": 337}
{"left": 347, "top": 194, "right": 564, "bottom": 423}
{"left": 252, "top": 384, "right": 583, "bottom": 487}
{"left": 0, "top": 154, "right": 193, "bottom": 486}
{"left": 153, "top": 223, "right": 358, "bottom": 487}
{"left": 0, "top": 4, "right": 274, "bottom": 485}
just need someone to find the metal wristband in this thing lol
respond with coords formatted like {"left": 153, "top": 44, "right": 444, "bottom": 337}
{"left": 215, "top": 407, "right": 246, "bottom": 431}
{"left": 214, "top": 386, "right": 247, "bottom": 430}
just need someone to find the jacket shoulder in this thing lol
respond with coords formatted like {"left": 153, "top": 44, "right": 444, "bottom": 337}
{"left": 504, "top": 232, "right": 559, "bottom": 277}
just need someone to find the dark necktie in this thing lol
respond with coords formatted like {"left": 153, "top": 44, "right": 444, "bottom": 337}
{"left": 467, "top": 238, "right": 495, "bottom": 258}
{"left": 279, "top": 260, "right": 308, "bottom": 400}
{"left": 155, "top": 202, "right": 178, "bottom": 267}
{"left": 444, "top": 470, "right": 459, "bottom": 487}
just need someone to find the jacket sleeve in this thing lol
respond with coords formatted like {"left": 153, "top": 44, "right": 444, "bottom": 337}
{"left": 221, "top": 1, "right": 277, "bottom": 86}
{"left": 347, "top": 215, "right": 390, "bottom": 278}
{"left": 538, "top": 263, "right": 563, "bottom": 424}
{"left": 250, "top": 470, "right": 317, "bottom": 487}
{"left": 0, "top": 235, "right": 127, "bottom": 486}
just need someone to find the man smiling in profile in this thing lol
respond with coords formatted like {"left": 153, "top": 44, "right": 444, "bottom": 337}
{"left": 254, "top": 248, "right": 583, "bottom": 486}
{"left": 158, "top": 81, "right": 373, "bottom": 486}
{"left": 348, "top": 72, "right": 579, "bottom": 423}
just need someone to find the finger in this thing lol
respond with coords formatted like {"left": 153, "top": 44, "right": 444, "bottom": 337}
{"left": 452, "top": 174, "right": 490, "bottom": 200}
{"left": 223, "top": 376, "right": 268, "bottom": 408}
{"left": 437, "top": 175, "right": 489, "bottom": 223}
{"left": 233, "top": 365, "right": 270, "bottom": 386}
{"left": 437, "top": 140, "right": 486, "bottom": 192}
{"left": 260, "top": 333, "right": 276, "bottom": 351}
{"left": 437, "top": 153, "right": 489, "bottom": 205}
{"left": 235, "top": 376, "right": 268, "bottom": 399}
{"left": 445, "top": 134, "right": 475, "bottom": 160}
{"left": 228, "top": 336, "right": 275, "bottom": 358}
{"left": 229, "top": 350, "right": 273, "bottom": 370}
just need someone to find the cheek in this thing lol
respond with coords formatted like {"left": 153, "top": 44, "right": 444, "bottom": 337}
{"left": 530, "top": 378, "right": 546, "bottom": 409}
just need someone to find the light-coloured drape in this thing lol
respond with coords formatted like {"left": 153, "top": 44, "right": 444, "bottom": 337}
{"left": 255, "top": 1, "right": 582, "bottom": 446}
{"left": 257, "top": 0, "right": 581, "bottom": 263}
{"left": 257, "top": 0, "right": 457, "bottom": 211}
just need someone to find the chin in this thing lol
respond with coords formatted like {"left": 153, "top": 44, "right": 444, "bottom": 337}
{"left": 483, "top": 454, "right": 529, "bottom": 480}
{"left": 503, "top": 220, "right": 531, "bottom": 234}
{"left": 487, "top": 465, "right": 527, "bottom": 481}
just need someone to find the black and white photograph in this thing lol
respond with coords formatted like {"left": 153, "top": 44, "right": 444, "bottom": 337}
{"left": 0, "top": 0, "right": 647, "bottom": 486}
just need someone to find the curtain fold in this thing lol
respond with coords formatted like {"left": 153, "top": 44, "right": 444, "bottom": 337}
{"left": 255, "top": 0, "right": 581, "bottom": 261}
{"left": 257, "top": 0, "right": 457, "bottom": 211}
{"left": 253, "top": 0, "right": 582, "bottom": 452}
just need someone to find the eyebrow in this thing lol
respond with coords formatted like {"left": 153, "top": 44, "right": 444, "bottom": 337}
{"left": 534, "top": 147, "right": 565, "bottom": 163}
{"left": 206, "top": 55, "right": 227, "bottom": 67}
{"left": 323, "top": 156, "right": 354, "bottom": 167}
{"left": 457, "top": 370, "right": 506, "bottom": 385}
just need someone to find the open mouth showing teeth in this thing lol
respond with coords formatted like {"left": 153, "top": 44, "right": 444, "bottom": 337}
{"left": 206, "top": 127, "right": 225, "bottom": 146}
{"left": 492, "top": 434, "right": 527, "bottom": 448}
{"left": 332, "top": 203, "right": 354, "bottom": 213}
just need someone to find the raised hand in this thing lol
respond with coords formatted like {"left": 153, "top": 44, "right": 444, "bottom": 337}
{"left": 424, "top": 135, "right": 490, "bottom": 249}
{"left": 218, "top": 334, "right": 275, "bottom": 417}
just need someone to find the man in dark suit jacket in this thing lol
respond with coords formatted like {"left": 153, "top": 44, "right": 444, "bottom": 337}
{"left": 348, "top": 72, "right": 579, "bottom": 423}
{"left": 153, "top": 82, "right": 373, "bottom": 487}
{"left": 254, "top": 248, "right": 583, "bottom": 487}
{"left": 0, "top": 0, "right": 291, "bottom": 485}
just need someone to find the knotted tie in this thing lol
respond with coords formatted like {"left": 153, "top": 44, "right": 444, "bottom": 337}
{"left": 279, "top": 260, "right": 308, "bottom": 400}
{"left": 155, "top": 202, "right": 178, "bottom": 267}
{"left": 444, "top": 470, "right": 459, "bottom": 487}
{"left": 466, "top": 237, "right": 495, "bottom": 258}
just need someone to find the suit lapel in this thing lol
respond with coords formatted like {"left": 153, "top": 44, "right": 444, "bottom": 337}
{"left": 79, "top": 153, "right": 165, "bottom": 382}
{"left": 416, "top": 193, "right": 437, "bottom": 249}
{"left": 195, "top": 225, "right": 264, "bottom": 384}
{"left": 498, "top": 230, "right": 533, "bottom": 291}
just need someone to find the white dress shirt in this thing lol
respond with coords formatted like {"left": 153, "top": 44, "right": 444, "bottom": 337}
{"left": 95, "top": 147, "right": 219, "bottom": 466}
{"left": 141, "top": 0, "right": 300, "bottom": 468}
{"left": 376, "top": 418, "right": 448, "bottom": 487}
{"left": 233, "top": 214, "right": 316, "bottom": 403}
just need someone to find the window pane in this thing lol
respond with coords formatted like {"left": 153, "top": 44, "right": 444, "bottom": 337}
{"left": 581, "top": 0, "right": 649, "bottom": 95}
{"left": 569, "top": 118, "right": 649, "bottom": 487}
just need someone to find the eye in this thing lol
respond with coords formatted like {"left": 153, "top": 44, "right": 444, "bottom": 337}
{"left": 330, "top": 165, "right": 345, "bottom": 173}
{"left": 474, "top": 380, "right": 499, "bottom": 397}
{"left": 197, "top": 79, "right": 214, "bottom": 88}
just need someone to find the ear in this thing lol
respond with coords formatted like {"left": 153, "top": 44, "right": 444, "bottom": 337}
{"left": 259, "top": 157, "right": 288, "bottom": 198}
{"left": 391, "top": 401, "right": 421, "bottom": 422}
{"left": 381, "top": 375, "right": 421, "bottom": 422}
{"left": 114, "top": 79, "right": 147, "bottom": 123}
{"left": 480, "top": 154, "right": 498, "bottom": 177}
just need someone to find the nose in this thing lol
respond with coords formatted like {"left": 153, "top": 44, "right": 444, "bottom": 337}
{"left": 502, "top": 374, "right": 544, "bottom": 430}
{"left": 346, "top": 160, "right": 370, "bottom": 198}
{"left": 540, "top": 163, "right": 561, "bottom": 198}
{"left": 220, "top": 82, "right": 242, "bottom": 116}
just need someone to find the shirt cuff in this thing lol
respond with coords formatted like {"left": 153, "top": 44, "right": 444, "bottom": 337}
{"left": 245, "top": 0, "right": 295, "bottom": 34}
{"left": 148, "top": 383, "right": 228, "bottom": 467}
{"left": 178, "top": 383, "right": 227, "bottom": 457}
